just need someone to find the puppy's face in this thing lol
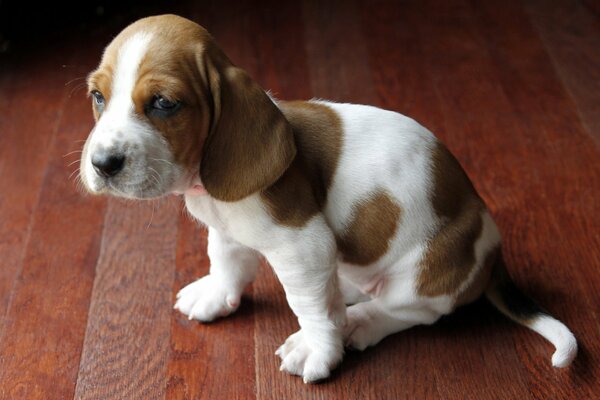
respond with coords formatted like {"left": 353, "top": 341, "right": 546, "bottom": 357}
{"left": 81, "top": 16, "right": 211, "bottom": 199}
{"left": 80, "top": 15, "right": 296, "bottom": 202}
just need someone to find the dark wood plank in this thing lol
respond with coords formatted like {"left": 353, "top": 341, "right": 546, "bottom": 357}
{"left": 0, "top": 42, "right": 107, "bottom": 399}
{"left": 469, "top": 1, "right": 600, "bottom": 396}
{"left": 524, "top": 0, "right": 600, "bottom": 147}
{"left": 302, "top": 0, "right": 377, "bottom": 104}
{"left": 165, "top": 212, "right": 256, "bottom": 400}
{"left": 0, "top": 50, "right": 67, "bottom": 326}
{"left": 73, "top": 197, "right": 179, "bottom": 399}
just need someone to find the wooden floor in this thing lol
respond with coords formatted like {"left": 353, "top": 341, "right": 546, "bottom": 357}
{"left": 1, "top": 0, "right": 599, "bottom": 398}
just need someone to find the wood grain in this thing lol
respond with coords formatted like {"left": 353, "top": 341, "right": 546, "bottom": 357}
{"left": 0, "top": 48, "right": 68, "bottom": 325}
{"left": 0, "top": 1, "right": 599, "bottom": 398}
{"left": 0, "top": 41, "right": 107, "bottom": 399}
{"left": 165, "top": 213, "right": 256, "bottom": 400}
{"left": 73, "top": 197, "right": 179, "bottom": 400}
{"left": 471, "top": 1, "right": 600, "bottom": 397}
{"left": 524, "top": 0, "right": 600, "bottom": 147}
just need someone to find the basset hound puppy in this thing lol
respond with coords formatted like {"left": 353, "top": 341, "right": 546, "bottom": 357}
{"left": 80, "top": 14, "right": 577, "bottom": 382}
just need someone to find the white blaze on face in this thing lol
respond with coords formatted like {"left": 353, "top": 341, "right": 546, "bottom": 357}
{"left": 85, "top": 32, "right": 155, "bottom": 192}
{"left": 93, "top": 32, "right": 153, "bottom": 147}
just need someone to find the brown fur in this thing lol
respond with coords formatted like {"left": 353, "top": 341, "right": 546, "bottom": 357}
{"left": 416, "top": 142, "right": 485, "bottom": 297}
{"left": 261, "top": 101, "right": 344, "bottom": 227}
{"left": 261, "top": 158, "right": 321, "bottom": 227}
{"left": 278, "top": 101, "right": 343, "bottom": 208}
{"left": 201, "top": 59, "right": 297, "bottom": 202}
{"left": 455, "top": 246, "right": 500, "bottom": 307}
{"left": 133, "top": 20, "right": 211, "bottom": 171}
{"left": 87, "top": 66, "right": 113, "bottom": 120}
{"left": 336, "top": 191, "right": 402, "bottom": 266}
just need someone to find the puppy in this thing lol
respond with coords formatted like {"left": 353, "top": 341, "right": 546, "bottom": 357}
{"left": 80, "top": 14, "right": 577, "bottom": 382}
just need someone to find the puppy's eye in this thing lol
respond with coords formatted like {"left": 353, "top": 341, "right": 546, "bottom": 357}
{"left": 152, "top": 95, "right": 178, "bottom": 111}
{"left": 91, "top": 90, "right": 105, "bottom": 106}
{"left": 146, "top": 95, "right": 181, "bottom": 118}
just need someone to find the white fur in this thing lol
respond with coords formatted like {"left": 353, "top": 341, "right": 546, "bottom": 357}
{"left": 528, "top": 315, "right": 578, "bottom": 368}
{"left": 93, "top": 32, "right": 154, "bottom": 149}
{"left": 174, "top": 227, "right": 260, "bottom": 321}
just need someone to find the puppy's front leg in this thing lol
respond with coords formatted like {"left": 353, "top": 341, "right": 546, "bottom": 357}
{"left": 264, "top": 217, "right": 346, "bottom": 383}
{"left": 175, "top": 226, "right": 260, "bottom": 321}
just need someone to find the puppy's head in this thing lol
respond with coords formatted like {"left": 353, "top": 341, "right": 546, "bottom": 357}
{"left": 81, "top": 14, "right": 295, "bottom": 201}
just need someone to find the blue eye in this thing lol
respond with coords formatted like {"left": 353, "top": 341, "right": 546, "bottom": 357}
{"left": 152, "top": 95, "right": 178, "bottom": 110}
{"left": 91, "top": 91, "right": 105, "bottom": 107}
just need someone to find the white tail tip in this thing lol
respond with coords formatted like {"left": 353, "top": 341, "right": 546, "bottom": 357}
{"left": 529, "top": 315, "right": 578, "bottom": 368}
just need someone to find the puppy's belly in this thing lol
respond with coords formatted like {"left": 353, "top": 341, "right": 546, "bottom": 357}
{"left": 336, "top": 209, "right": 502, "bottom": 310}
{"left": 336, "top": 246, "right": 421, "bottom": 301}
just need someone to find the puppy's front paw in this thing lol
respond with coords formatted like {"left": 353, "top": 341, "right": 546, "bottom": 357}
{"left": 275, "top": 330, "right": 343, "bottom": 383}
{"left": 174, "top": 275, "right": 241, "bottom": 322}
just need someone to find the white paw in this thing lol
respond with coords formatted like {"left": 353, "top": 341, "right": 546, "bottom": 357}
{"left": 344, "top": 322, "right": 372, "bottom": 351}
{"left": 275, "top": 330, "right": 343, "bottom": 383}
{"left": 174, "top": 275, "right": 241, "bottom": 322}
{"left": 344, "top": 312, "right": 376, "bottom": 351}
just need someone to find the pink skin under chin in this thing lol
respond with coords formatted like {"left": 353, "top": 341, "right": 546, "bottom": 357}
{"left": 185, "top": 183, "right": 208, "bottom": 196}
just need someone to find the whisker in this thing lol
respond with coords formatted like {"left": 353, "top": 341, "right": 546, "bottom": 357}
{"left": 67, "top": 159, "right": 80, "bottom": 167}
{"left": 69, "top": 168, "right": 81, "bottom": 180}
{"left": 69, "top": 82, "right": 88, "bottom": 98}
{"left": 148, "top": 166, "right": 163, "bottom": 185}
{"left": 149, "top": 158, "right": 174, "bottom": 166}
{"left": 65, "top": 76, "right": 86, "bottom": 87}
{"left": 146, "top": 200, "right": 156, "bottom": 230}
{"left": 63, "top": 150, "right": 83, "bottom": 158}
{"left": 149, "top": 174, "right": 160, "bottom": 188}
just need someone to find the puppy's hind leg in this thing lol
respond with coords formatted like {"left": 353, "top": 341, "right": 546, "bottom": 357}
{"left": 344, "top": 277, "right": 445, "bottom": 350}
{"left": 339, "top": 275, "right": 370, "bottom": 305}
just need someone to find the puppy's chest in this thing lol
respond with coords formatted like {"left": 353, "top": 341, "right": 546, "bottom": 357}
{"left": 184, "top": 194, "right": 230, "bottom": 234}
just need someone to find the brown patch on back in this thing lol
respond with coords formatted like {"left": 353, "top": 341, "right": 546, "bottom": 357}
{"left": 336, "top": 190, "right": 402, "bottom": 266}
{"left": 278, "top": 101, "right": 343, "bottom": 207}
{"left": 261, "top": 101, "right": 343, "bottom": 227}
{"left": 261, "top": 158, "right": 321, "bottom": 227}
{"left": 416, "top": 141, "right": 485, "bottom": 297}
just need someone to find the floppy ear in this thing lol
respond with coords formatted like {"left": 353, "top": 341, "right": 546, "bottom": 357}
{"left": 199, "top": 44, "right": 296, "bottom": 202}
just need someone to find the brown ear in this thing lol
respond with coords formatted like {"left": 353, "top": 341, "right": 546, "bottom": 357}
{"left": 199, "top": 44, "right": 296, "bottom": 202}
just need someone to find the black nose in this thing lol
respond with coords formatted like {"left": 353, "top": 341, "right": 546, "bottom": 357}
{"left": 91, "top": 151, "right": 125, "bottom": 178}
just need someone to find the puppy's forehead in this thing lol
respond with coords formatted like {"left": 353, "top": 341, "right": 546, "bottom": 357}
{"left": 92, "top": 15, "right": 210, "bottom": 92}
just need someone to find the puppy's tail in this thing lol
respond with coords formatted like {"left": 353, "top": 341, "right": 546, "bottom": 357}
{"left": 485, "top": 254, "right": 577, "bottom": 368}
